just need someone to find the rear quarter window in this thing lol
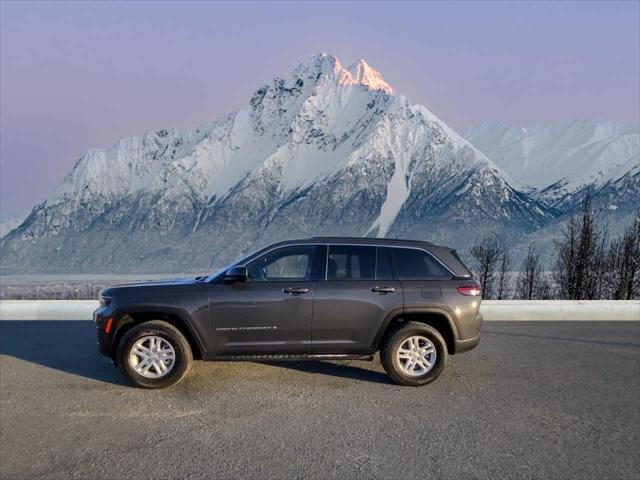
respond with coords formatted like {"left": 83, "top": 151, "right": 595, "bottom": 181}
{"left": 392, "top": 248, "right": 452, "bottom": 280}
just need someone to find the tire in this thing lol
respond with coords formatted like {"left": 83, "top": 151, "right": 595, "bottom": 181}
{"left": 117, "top": 320, "right": 193, "bottom": 389}
{"left": 380, "top": 321, "right": 448, "bottom": 386}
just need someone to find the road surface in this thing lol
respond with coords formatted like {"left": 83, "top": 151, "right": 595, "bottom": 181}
{"left": 1, "top": 321, "right": 639, "bottom": 479}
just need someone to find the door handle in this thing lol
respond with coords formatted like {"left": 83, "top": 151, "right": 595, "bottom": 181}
{"left": 283, "top": 287, "right": 309, "bottom": 294}
{"left": 371, "top": 286, "right": 396, "bottom": 293}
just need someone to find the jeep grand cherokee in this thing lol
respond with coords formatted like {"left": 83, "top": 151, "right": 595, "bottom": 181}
{"left": 95, "top": 237, "right": 482, "bottom": 388}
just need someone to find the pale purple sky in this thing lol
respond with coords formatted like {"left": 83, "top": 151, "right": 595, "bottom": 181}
{"left": 1, "top": 0, "right": 639, "bottom": 213}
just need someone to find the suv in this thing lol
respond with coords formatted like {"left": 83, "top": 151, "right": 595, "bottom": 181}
{"left": 95, "top": 237, "right": 482, "bottom": 388}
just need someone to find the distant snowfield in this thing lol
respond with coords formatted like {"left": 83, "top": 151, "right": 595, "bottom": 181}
{"left": 464, "top": 119, "right": 640, "bottom": 195}
{"left": 0, "top": 273, "right": 209, "bottom": 285}
{"left": 0, "top": 273, "right": 217, "bottom": 300}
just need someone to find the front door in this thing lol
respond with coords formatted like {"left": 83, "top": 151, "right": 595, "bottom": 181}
{"left": 211, "top": 245, "right": 320, "bottom": 355}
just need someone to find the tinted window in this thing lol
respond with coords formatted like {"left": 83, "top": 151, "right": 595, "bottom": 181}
{"left": 327, "top": 246, "right": 375, "bottom": 280}
{"left": 376, "top": 247, "right": 394, "bottom": 280}
{"left": 247, "top": 245, "right": 317, "bottom": 282}
{"left": 393, "top": 248, "right": 451, "bottom": 279}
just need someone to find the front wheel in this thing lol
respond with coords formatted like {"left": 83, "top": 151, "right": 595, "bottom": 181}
{"left": 117, "top": 320, "right": 193, "bottom": 389}
{"left": 381, "top": 322, "right": 448, "bottom": 386}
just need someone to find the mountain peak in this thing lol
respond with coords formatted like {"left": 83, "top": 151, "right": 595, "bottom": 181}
{"left": 302, "top": 53, "right": 395, "bottom": 95}
{"left": 346, "top": 58, "right": 395, "bottom": 94}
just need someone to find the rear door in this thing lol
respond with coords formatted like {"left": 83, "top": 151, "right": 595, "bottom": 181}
{"left": 211, "top": 244, "right": 321, "bottom": 355}
{"left": 392, "top": 246, "right": 454, "bottom": 311}
{"left": 312, "top": 245, "right": 402, "bottom": 353}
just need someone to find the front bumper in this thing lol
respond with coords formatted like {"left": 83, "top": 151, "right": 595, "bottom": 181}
{"left": 94, "top": 306, "right": 115, "bottom": 358}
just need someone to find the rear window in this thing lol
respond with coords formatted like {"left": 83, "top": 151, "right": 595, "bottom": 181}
{"left": 449, "top": 250, "right": 471, "bottom": 274}
{"left": 327, "top": 245, "right": 375, "bottom": 280}
{"left": 392, "top": 248, "right": 451, "bottom": 280}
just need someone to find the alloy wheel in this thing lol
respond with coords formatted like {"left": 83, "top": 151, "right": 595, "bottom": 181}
{"left": 395, "top": 335, "right": 437, "bottom": 377}
{"left": 128, "top": 335, "right": 176, "bottom": 379}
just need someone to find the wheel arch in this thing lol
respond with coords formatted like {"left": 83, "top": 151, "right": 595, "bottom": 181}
{"left": 374, "top": 307, "right": 460, "bottom": 354}
{"left": 111, "top": 308, "right": 205, "bottom": 361}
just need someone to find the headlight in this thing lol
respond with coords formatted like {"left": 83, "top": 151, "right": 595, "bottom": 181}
{"left": 98, "top": 293, "right": 112, "bottom": 307}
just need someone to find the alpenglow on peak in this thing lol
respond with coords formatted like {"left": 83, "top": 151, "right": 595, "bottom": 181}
{"left": 308, "top": 53, "right": 396, "bottom": 95}
{"left": 347, "top": 58, "right": 396, "bottom": 94}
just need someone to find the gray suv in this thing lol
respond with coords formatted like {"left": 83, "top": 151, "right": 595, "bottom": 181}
{"left": 95, "top": 237, "right": 482, "bottom": 388}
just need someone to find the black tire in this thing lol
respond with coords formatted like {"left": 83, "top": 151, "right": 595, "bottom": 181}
{"left": 380, "top": 321, "right": 448, "bottom": 386}
{"left": 117, "top": 320, "right": 193, "bottom": 389}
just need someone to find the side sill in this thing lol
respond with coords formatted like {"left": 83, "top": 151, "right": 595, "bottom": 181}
{"left": 202, "top": 354, "right": 375, "bottom": 362}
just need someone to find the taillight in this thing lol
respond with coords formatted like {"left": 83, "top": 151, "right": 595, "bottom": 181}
{"left": 457, "top": 285, "right": 482, "bottom": 296}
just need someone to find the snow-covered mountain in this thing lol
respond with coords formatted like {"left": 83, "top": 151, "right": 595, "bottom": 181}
{"left": 464, "top": 120, "right": 639, "bottom": 209}
{"left": 1, "top": 53, "right": 554, "bottom": 273}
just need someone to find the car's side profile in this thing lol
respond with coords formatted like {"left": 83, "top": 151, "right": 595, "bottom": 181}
{"left": 95, "top": 237, "right": 482, "bottom": 388}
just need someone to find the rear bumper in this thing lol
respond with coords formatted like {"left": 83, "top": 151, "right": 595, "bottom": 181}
{"left": 454, "top": 333, "right": 480, "bottom": 353}
{"left": 453, "top": 311, "right": 482, "bottom": 354}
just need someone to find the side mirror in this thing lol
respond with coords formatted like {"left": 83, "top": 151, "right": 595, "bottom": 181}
{"left": 224, "top": 266, "right": 248, "bottom": 283}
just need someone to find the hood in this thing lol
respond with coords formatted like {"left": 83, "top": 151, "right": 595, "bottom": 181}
{"left": 100, "top": 277, "right": 200, "bottom": 296}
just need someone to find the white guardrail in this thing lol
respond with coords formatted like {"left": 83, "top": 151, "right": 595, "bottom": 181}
{"left": 0, "top": 300, "right": 638, "bottom": 321}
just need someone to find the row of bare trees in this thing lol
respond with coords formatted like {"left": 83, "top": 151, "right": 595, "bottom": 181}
{"left": 470, "top": 198, "right": 640, "bottom": 300}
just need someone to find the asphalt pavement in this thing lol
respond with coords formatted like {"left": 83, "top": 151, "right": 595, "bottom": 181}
{"left": 1, "top": 320, "right": 639, "bottom": 479}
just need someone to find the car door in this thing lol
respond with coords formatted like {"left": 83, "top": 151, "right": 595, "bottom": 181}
{"left": 392, "top": 246, "right": 454, "bottom": 313}
{"left": 312, "top": 245, "right": 403, "bottom": 354}
{"left": 211, "top": 244, "right": 320, "bottom": 355}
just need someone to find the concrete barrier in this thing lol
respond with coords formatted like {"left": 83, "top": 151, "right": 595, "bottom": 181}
{"left": 481, "top": 300, "right": 640, "bottom": 321}
{"left": 0, "top": 300, "right": 99, "bottom": 320}
{"left": 0, "top": 299, "right": 638, "bottom": 321}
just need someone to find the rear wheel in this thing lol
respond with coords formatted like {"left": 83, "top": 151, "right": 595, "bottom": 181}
{"left": 381, "top": 321, "right": 447, "bottom": 386}
{"left": 117, "top": 320, "right": 193, "bottom": 389}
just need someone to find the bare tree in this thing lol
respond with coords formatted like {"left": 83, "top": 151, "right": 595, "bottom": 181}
{"left": 516, "top": 245, "right": 551, "bottom": 299}
{"left": 618, "top": 217, "right": 640, "bottom": 299}
{"left": 495, "top": 251, "right": 512, "bottom": 300}
{"left": 602, "top": 216, "right": 640, "bottom": 300}
{"left": 554, "top": 196, "right": 604, "bottom": 299}
{"left": 595, "top": 229, "right": 610, "bottom": 299}
{"left": 470, "top": 235, "right": 502, "bottom": 299}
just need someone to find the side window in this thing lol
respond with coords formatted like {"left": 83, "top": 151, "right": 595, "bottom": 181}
{"left": 247, "top": 245, "right": 317, "bottom": 282}
{"left": 327, "top": 245, "right": 375, "bottom": 280}
{"left": 376, "top": 247, "right": 394, "bottom": 280}
{"left": 393, "top": 248, "right": 451, "bottom": 280}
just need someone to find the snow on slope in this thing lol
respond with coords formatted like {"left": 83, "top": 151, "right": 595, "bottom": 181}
{"left": 464, "top": 119, "right": 640, "bottom": 194}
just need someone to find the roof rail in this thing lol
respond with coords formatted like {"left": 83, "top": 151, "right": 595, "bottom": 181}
{"left": 309, "top": 236, "right": 433, "bottom": 244}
